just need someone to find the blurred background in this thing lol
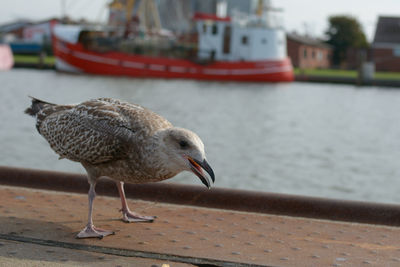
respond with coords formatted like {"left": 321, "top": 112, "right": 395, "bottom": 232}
{"left": 1, "top": 0, "right": 400, "bottom": 204}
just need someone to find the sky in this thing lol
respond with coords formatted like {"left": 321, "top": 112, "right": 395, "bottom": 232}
{"left": 1, "top": 0, "right": 399, "bottom": 42}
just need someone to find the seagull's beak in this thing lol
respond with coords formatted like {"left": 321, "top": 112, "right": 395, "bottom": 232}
{"left": 187, "top": 157, "right": 215, "bottom": 189}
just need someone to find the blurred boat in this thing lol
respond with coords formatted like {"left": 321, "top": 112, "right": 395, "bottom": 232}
{"left": 9, "top": 42, "right": 42, "bottom": 54}
{"left": 0, "top": 44, "right": 14, "bottom": 71}
{"left": 52, "top": 1, "right": 293, "bottom": 82}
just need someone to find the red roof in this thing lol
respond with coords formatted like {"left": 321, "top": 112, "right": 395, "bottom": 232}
{"left": 193, "top": 12, "right": 231, "bottom": 22}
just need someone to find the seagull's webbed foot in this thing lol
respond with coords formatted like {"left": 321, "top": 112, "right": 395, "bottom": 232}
{"left": 116, "top": 181, "right": 156, "bottom": 223}
{"left": 121, "top": 209, "right": 156, "bottom": 223}
{"left": 76, "top": 224, "right": 115, "bottom": 239}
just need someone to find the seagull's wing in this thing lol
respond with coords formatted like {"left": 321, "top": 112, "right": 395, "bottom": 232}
{"left": 39, "top": 100, "right": 137, "bottom": 165}
{"left": 97, "top": 98, "right": 173, "bottom": 133}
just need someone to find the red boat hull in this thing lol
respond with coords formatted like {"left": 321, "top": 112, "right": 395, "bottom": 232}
{"left": 53, "top": 36, "right": 294, "bottom": 82}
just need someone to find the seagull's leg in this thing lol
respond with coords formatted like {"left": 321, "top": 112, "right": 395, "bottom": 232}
{"left": 116, "top": 181, "right": 156, "bottom": 223}
{"left": 76, "top": 180, "right": 115, "bottom": 239}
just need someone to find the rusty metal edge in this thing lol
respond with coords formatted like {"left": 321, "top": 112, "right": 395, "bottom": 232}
{"left": 1, "top": 166, "right": 400, "bottom": 227}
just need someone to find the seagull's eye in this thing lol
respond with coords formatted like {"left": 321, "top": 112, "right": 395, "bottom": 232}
{"left": 179, "top": 140, "right": 189, "bottom": 149}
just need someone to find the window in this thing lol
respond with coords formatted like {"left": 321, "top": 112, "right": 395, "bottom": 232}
{"left": 317, "top": 51, "right": 323, "bottom": 61}
{"left": 212, "top": 24, "right": 218, "bottom": 35}
{"left": 223, "top": 25, "right": 231, "bottom": 54}
{"left": 394, "top": 47, "right": 400, "bottom": 57}
{"left": 203, "top": 24, "right": 207, "bottom": 33}
{"left": 242, "top": 36, "right": 248, "bottom": 45}
{"left": 303, "top": 48, "right": 307, "bottom": 58}
{"left": 210, "top": 50, "right": 216, "bottom": 60}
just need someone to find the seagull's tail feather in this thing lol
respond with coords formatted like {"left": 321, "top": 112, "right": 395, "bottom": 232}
{"left": 25, "top": 96, "right": 55, "bottom": 117}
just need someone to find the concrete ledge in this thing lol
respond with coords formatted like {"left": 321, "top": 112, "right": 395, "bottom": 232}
{"left": 1, "top": 178, "right": 400, "bottom": 266}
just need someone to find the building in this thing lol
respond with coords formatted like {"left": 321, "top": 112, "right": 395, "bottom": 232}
{"left": 286, "top": 33, "right": 332, "bottom": 69}
{"left": 372, "top": 16, "right": 400, "bottom": 72}
{"left": 0, "top": 19, "right": 58, "bottom": 54}
{"left": 0, "top": 19, "right": 58, "bottom": 43}
{"left": 22, "top": 19, "right": 58, "bottom": 44}
{"left": 0, "top": 20, "right": 32, "bottom": 42}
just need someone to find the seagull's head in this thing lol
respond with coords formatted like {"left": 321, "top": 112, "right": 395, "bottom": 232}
{"left": 158, "top": 127, "right": 215, "bottom": 188}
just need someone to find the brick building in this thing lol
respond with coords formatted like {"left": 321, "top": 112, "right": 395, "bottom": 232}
{"left": 372, "top": 16, "right": 400, "bottom": 72}
{"left": 286, "top": 33, "right": 332, "bottom": 69}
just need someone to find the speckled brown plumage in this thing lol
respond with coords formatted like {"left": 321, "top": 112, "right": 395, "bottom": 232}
{"left": 25, "top": 97, "right": 214, "bottom": 239}
{"left": 27, "top": 97, "right": 175, "bottom": 182}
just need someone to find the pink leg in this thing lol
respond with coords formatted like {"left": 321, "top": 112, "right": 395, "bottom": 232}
{"left": 116, "top": 181, "right": 156, "bottom": 223}
{"left": 76, "top": 181, "right": 115, "bottom": 239}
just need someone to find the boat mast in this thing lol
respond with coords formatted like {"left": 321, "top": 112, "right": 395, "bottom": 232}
{"left": 108, "top": 0, "right": 161, "bottom": 36}
{"left": 137, "top": 0, "right": 161, "bottom": 32}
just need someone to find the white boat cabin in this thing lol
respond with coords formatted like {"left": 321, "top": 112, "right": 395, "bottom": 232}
{"left": 194, "top": 13, "right": 286, "bottom": 62}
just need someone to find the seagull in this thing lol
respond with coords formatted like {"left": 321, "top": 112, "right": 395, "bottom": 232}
{"left": 25, "top": 97, "right": 215, "bottom": 239}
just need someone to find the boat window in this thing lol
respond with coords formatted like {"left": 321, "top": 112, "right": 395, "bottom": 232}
{"left": 223, "top": 25, "right": 231, "bottom": 54}
{"left": 212, "top": 24, "right": 218, "bottom": 35}
{"left": 203, "top": 24, "right": 207, "bottom": 33}
{"left": 242, "top": 36, "right": 248, "bottom": 45}
{"left": 210, "top": 50, "right": 216, "bottom": 60}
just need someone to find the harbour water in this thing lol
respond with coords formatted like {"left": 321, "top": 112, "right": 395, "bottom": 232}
{"left": 1, "top": 69, "right": 400, "bottom": 204}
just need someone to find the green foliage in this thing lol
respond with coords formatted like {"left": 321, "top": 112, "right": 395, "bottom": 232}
{"left": 374, "top": 71, "right": 400, "bottom": 80}
{"left": 294, "top": 68, "right": 400, "bottom": 80}
{"left": 325, "top": 15, "right": 368, "bottom": 66}
{"left": 294, "top": 68, "right": 357, "bottom": 78}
